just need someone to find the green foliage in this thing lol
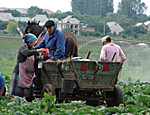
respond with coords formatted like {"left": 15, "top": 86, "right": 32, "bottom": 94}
{"left": 49, "top": 11, "right": 73, "bottom": 20}
{"left": 80, "top": 30, "right": 103, "bottom": 37}
{"left": 1, "top": 81, "right": 150, "bottom": 114}
{"left": 71, "top": 0, "right": 114, "bottom": 17}
{"left": 7, "top": 21, "right": 18, "bottom": 34}
{"left": 26, "top": 6, "right": 48, "bottom": 18}
{"left": 118, "top": 0, "right": 147, "bottom": 18}
{"left": 0, "top": 20, "right": 8, "bottom": 30}
{"left": 42, "top": 92, "right": 56, "bottom": 113}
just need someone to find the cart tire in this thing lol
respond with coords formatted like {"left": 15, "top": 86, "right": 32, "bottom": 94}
{"left": 106, "top": 85, "right": 124, "bottom": 107}
{"left": 42, "top": 84, "right": 56, "bottom": 96}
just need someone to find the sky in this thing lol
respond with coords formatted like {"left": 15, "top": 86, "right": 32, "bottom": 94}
{"left": 0, "top": 0, "right": 149, "bottom": 16}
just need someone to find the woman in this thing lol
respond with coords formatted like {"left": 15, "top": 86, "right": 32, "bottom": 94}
{"left": 9, "top": 33, "right": 45, "bottom": 102}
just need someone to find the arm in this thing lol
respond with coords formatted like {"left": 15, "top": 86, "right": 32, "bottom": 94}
{"left": 119, "top": 47, "right": 126, "bottom": 62}
{"left": 34, "top": 32, "right": 48, "bottom": 49}
{"left": 19, "top": 45, "right": 38, "bottom": 57}
{"left": 53, "top": 33, "right": 65, "bottom": 59}
{"left": 100, "top": 47, "right": 106, "bottom": 61}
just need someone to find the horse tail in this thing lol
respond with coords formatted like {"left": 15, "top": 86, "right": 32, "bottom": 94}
{"left": 65, "top": 37, "right": 76, "bottom": 58}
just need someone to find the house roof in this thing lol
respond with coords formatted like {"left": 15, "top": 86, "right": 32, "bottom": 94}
{"left": 135, "top": 23, "right": 143, "bottom": 26}
{"left": 144, "top": 21, "right": 150, "bottom": 25}
{"left": 49, "top": 18, "right": 59, "bottom": 22}
{"left": 32, "top": 15, "right": 48, "bottom": 23}
{"left": 58, "top": 15, "right": 82, "bottom": 24}
{"left": 0, "top": 7, "right": 53, "bottom": 14}
{"left": 0, "top": 13, "right": 14, "bottom": 21}
{"left": 14, "top": 17, "right": 31, "bottom": 22}
{"left": 106, "top": 22, "right": 124, "bottom": 33}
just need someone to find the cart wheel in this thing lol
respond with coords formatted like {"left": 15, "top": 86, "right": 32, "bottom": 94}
{"left": 42, "top": 84, "right": 56, "bottom": 96}
{"left": 106, "top": 85, "right": 124, "bottom": 107}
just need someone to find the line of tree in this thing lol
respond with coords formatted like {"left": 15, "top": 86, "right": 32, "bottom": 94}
{"left": 71, "top": 0, "right": 114, "bottom": 17}
{"left": 71, "top": 0, "right": 148, "bottom": 19}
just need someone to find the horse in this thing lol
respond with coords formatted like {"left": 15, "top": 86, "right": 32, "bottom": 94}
{"left": 24, "top": 21, "right": 78, "bottom": 58}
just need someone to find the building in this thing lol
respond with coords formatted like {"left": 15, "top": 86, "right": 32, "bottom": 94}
{"left": 57, "top": 15, "right": 84, "bottom": 35}
{"left": 83, "top": 27, "right": 95, "bottom": 32}
{"left": 144, "top": 21, "right": 150, "bottom": 31}
{"left": 0, "top": 13, "right": 14, "bottom": 21}
{"left": 0, "top": 7, "right": 53, "bottom": 15}
{"left": 32, "top": 15, "right": 48, "bottom": 25}
{"left": 106, "top": 22, "right": 124, "bottom": 35}
{"left": 14, "top": 17, "right": 31, "bottom": 22}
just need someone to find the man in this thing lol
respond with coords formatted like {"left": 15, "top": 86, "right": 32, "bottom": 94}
{"left": 100, "top": 35, "right": 126, "bottom": 62}
{"left": 0, "top": 72, "right": 6, "bottom": 96}
{"left": 34, "top": 20, "right": 65, "bottom": 61}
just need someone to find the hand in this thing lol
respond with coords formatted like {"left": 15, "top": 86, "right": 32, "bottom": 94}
{"left": 39, "top": 55, "right": 44, "bottom": 60}
{"left": 45, "top": 59, "right": 52, "bottom": 62}
{"left": 37, "top": 48, "right": 46, "bottom": 53}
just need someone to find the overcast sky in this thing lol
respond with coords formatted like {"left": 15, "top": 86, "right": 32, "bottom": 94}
{"left": 0, "top": 0, "right": 149, "bottom": 15}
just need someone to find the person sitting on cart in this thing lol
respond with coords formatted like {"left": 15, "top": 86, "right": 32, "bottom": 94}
{"left": 34, "top": 20, "right": 65, "bottom": 61}
{"left": 0, "top": 72, "right": 6, "bottom": 96}
{"left": 100, "top": 35, "right": 126, "bottom": 62}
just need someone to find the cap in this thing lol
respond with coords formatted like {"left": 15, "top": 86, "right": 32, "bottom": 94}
{"left": 102, "top": 35, "right": 111, "bottom": 43}
{"left": 23, "top": 33, "right": 37, "bottom": 43}
{"left": 45, "top": 20, "right": 55, "bottom": 28}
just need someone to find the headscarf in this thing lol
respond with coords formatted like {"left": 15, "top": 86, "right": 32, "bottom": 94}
{"left": 23, "top": 33, "right": 37, "bottom": 43}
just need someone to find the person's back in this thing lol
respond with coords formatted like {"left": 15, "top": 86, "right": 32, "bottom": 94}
{"left": 100, "top": 35, "right": 126, "bottom": 62}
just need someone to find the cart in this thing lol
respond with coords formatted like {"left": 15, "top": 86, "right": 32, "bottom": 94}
{"left": 34, "top": 59, "right": 123, "bottom": 107}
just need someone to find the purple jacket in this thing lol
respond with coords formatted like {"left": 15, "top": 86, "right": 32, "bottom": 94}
{"left": 100, "top": 43, "right": 126, "bottom": 62}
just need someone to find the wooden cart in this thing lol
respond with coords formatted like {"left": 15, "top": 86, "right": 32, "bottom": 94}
{"left": 34, "top": 59, "right": 123, "bottom": 106}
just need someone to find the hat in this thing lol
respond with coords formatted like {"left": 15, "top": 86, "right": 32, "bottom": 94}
{"left": 45, "top": 20, "right": 55, "bottom": 28}
{"left": 102, "top": 35, "right": 111, "bottom": 43}
{"left": 23, "top": 33, "right": 37, "bottom": 43}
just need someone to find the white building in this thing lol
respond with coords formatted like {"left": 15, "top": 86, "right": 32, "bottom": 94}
{"left": 57, "top": 15, "right": 84, "bottom": 35}
{"left": 106, "top": 22, "right": 124, "bottom": 35}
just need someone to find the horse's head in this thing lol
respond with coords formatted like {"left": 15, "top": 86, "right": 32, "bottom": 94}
{"left": 24, "top": 20, "right": 44, "bottom": 38}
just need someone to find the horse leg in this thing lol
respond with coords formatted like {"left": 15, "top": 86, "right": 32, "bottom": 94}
{"left": 65, "top": 37, "right": 75, "bottom": 58}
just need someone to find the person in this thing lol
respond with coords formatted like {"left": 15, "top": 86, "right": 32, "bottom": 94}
{"left": 9, "top": 33, "right": 45, "bottom": 102}
{"left": 34, "top": 20, "right": 65, "bottom": 61}
{"left": 0, "top": 72, "right": 6, "bottom": 96}
{"left": 100, "top": 35, "right": 126, "bottom": 62}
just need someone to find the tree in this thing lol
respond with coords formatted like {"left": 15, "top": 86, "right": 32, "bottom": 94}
{"left": 0, "top": 21, "right": 8, "bottom": 30}
{"left": 118, "top": 0, "right": 147, "bottom": 18}
{"left": 71, "top": 0, "right": 114, "bottom": 17}
{"left": 26, "top": 6, "right": 48, "bottom": 17}
{"left": 7, "top": 21, "right": 18, "bottom": 34}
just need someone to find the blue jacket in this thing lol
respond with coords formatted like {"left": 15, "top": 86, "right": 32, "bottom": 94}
{"left": 0, "top": 72, "right": 5, "bottom": 90}
{"left": 34, "top": 28, "right": 65, "bottom": 60}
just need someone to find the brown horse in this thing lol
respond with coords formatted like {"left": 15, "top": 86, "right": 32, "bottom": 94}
{"left": 24, "top": 21, "right": 78, "bottom": 58}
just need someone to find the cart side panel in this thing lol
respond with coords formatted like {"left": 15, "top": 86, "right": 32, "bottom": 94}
{"left": 41, "top": 62, "right": 60, "bottom": 86}
{"left": 72, "top": 61, "right": 122, "bottom": 89}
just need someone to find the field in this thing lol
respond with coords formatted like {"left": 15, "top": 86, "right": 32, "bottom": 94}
{"left": 1, "top": 35, "right": 150, "bottom": 114}
{"left": 1, "top": 35, "right": 150, "bottom": 81}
